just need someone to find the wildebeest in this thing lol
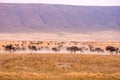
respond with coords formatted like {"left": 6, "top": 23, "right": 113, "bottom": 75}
{"left": 105, "top": 46, "right": 119, "bottom": 55}
{"left": 67, "top": 46, "right": 84, "bottom": 54}
{"left": 88, "top": 45, "right": 104, "bottom": 53}
{"left": 88, "top": 45, "right": 96, "bottom": 52}
{"left": 28, "top": 45, "right": 38, "bottom": 52}
{"left": 3, "top": 44, "right": 16, "bottom": 52}
{"left": 94, "top": 47, "right": 104, "bottom": 53}
{"left": 52, "top": 47, "right": 60, "bottom": 52}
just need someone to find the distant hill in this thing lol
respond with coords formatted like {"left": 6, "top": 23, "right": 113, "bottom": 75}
{"left": 0, "top": 3, "right": 120, "bottom": 33}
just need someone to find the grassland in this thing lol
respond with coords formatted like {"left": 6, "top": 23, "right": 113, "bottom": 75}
{"left": 0, "top": 53, "right": 120, "bottom": 80}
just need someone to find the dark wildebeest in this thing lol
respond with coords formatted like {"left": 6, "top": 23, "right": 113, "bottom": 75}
{"left": 88, "top": 45, "right": 96, "bottom": 52}
{"left": 52, "top": 47, "right": 60, "bottom": 52}
{"left": 88, "top": 45, "right": 104, "bottom": 53}
{"left": 94, "top": 47, "right": 104, "bottom": 53}
{"left": 28, "top": 45, "right": 38, "bottom": 52}
{"left": 67, "top": 46, "right": 84, "bottom": 54}
{"left": 3, "top": 44, "right": 16, "bottom": 52}
{"left": 105, "top": 46, "right": 119, "bottom": 55}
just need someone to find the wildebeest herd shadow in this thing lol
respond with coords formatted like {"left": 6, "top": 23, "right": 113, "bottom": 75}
{"left": 0, "top": 41, "right": 120, "bottom": 55}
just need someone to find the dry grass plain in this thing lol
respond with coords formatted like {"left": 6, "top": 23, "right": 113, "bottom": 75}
{"left": 0, "top": 53, "right": 120, "bottom": 80}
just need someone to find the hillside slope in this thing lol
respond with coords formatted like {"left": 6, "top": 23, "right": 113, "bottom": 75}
{"left": 0, "top": 3, "right": 120, "bottom": 33}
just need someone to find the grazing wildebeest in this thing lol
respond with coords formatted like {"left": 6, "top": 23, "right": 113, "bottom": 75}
{"left": 105, "top": 46, "right": 119, "bottom": 55}
{"left": 3, "top": 44, "right": 16, "bottom": 52}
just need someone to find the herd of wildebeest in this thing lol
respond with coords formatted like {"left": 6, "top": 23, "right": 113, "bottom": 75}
{"left": 0, "top": 41, "right": 120, "bottom": 55}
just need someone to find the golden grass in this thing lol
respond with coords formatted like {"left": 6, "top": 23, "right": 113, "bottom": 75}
{"left": 0, "top": 53, "right": 120, "bottom": 80}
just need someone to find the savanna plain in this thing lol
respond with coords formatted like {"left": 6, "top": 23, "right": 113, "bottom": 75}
{"left": 0, "top": 53, "right": 120, "bottom": 80}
